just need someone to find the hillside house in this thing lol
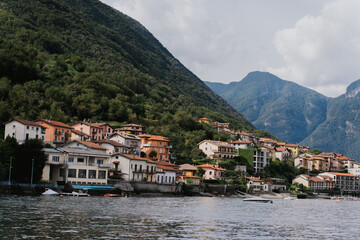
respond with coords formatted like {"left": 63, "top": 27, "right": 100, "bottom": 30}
{"left": 198, "top": 140, "right": 235, "bottom": 161}
{"left": 4, "top": 119, "right": 46, "bottom": 143}
{"left": 36, "top": 119, "right": 72, "bottom": 145}
{"left": 138, "top": 134, "right": 172, "bottom": 162}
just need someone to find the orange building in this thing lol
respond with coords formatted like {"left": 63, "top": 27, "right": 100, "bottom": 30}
{"left": 36, "top": 119, "right": 73, "bottom": 144}
{"left": 138, "top": 134, "right": 172, "bottom": 162}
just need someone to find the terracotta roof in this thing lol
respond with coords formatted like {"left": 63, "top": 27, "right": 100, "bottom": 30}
{"left": 230, "top": 140, "right": 252, "bottom": 144}
{"left": 276, "top": 142, "right": 286, "bottom": 145}
{"left": 310, "top": 176, "right": 325, "bottom": 182}
{"left": 246, "top": 176, "right": 262, "bottom": 182}
{"left": 138, "top": 134, "right": 170, "bottom": 142}
{"left": 197, "top": 164, "right": 225, "bottom": 171}
{"left": 76, "top": 141, "right": 107, "bottom": 150}
{"left": 300, "top": 174, "right": 310, "bottom": 178}
{"left": 94, "top": 139, "right": 127, "bottom": 148}
{"left": 325, "top": 172, "right": 358, "bottom": 177}
{"left": 276, "top": 147, "right": 287, "bottom": 152}
{"left": 122, "top": 123, "right": 143, "bottom": 127}
{"left": 71, "top": 129, "right": 90, "bottom": 137}
{"left": 9, "top": 118, "right": 45, "bottom": 128}
{"left": 179, "top": 164, "right": 198, "bottom": 171}
{"left": 72, "top": 121, "right": 101, "bottom": 128}
{"left": 120, "top": 154, "right": 156, "bottom": 164}
{"left": 37, "top": 119, "right": 73, "bottom": 129}
{"left": 157, "top": 165, "right": 178, "bottom": 171}
{"left": 286, "top": 144, "right": 299, "bottom": 147}
{"left": 199, "top": 140, "right": 234, "bottom": 148}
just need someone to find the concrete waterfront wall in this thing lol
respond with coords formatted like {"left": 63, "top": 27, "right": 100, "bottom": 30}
{"left": 132, "top": 182, "right": 182, "bottom": 194}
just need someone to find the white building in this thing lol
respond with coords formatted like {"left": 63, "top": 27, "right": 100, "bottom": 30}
{"left": 156, "top": 164, "right": 177, "bottom": 185}
{"left": 275, "top": 147, "right": 291, "bottom": 161}
{"left": 4, "top": 119, "right": 46, "bottom": 143}
{"left": 319, "top": 172, "right": 359, "bottom": 192}
{"left": 110, "top": 154, "right": 157, "bottom": 183}
{"left": 198, "top": 140, "right": 235, "bottom": 160}
{"left": 253, "top": 149, "right": 270, "bottom": 173}
{"left": 94, "top": 139, "right": 129, "bottom": 155}
{"left": 42, "top": 141, "right": 110, "bottom": 185}
{"left": 109, "top": 133, "right": 141, "bottom": 156}
{"left": 230, "top": 140, "right": 255, "bottom": 149}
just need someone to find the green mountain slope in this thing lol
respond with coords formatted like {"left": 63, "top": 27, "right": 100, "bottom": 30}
{"left": 0, "top": 0, "right": 255, "bottom": 161}
{"left": 205, "top": 72, "right": 328, "bottom": 144}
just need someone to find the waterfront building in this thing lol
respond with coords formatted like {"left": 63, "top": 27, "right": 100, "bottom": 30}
{"left": 155, "top": 161, "right": 178, "bottom": 185}
{"left": 245, "top": 176, "right": 271, "bottom": 193}
{"left": 110, "top": 154, "right": 157, "bottom": 183}
{"left": 309, "top": 156, "right": 327, "bottom": 171}
{"left": 36, "top": 119, "right": 72, "bottom": 145}
{"left": 4, "top": 119, "right": 46, "bottom": 143}
{"left": 114, "top": 123, "right": 144, "bottom": 135}
{"left": 109, "top": 133, "right": 142, "bottom": 156}
{"left": 178, "top": 164, "right": 201, "bottom": 185}
{"left": 198, "top": 140, "right": 235, "bottom": 161}
{"left": 138, "top": 134, "right": 172, "bottom": 162}
{"left": 42, "top": 141, "right": 110, "bottom": 185}
{"left": 309, "top": 176, "right": 334, "bottom": 191}
{"left": 294, "top": 153, "right": 315, "bottom": 169}
{"left": 292, "top": 174, "right": 311, "bottom": 187}
{"left": 197, "top": 163, "right": 225, "bottom": 180}
{"left": 319, "top": 172, "right": 359, "bottom": 192}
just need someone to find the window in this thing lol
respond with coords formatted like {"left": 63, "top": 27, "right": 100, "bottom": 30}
{"left": 32, "top": 127, "right": 34, "bottom": 130}
{"left": 209, "top": 171, "right": 212, "bottom": 175}
{"left": 165, "top": 176, "right": 168, "bottom": 182}
{"left": 35, "top": 134, "right": 38, "bottom": 139}
{"left": 36, "top": 127, "right": 38, "bottom": 131}
{"left": 77, "top": 158, "right": 84, "bottom": 163}
{"left": 68, "top": 169, "right": 76, "bottom": 178}
{"left": 98, "top": 170, "right": 106, "bottom": 179}
{"left": 97, "top": 159, "right": 104, "bottom": 165}
{"left": 59, "top": 168, "right": 65, "bottom": 177}
{"left": 27, "top": 126, "right": 29, "bottom": 130}
{"left": 13, "top": 125, "right": 15, "bottom": 128}
{"left": 89, "top": 170, "right": 96, "bottom": 179}
{"left": 78, "top": 169, "right": 86, "bottom": 178}
{"left": 42, "top": 136, "right": 44, "bottom": 140}
{"left": 68, "top": 157, "right": 74, "bottom": 163}
{"left": 26, "top": 134, "right": 29, "bottom": 140}
{"left": 52, "top": 156, "right": 60, "bottom": 162}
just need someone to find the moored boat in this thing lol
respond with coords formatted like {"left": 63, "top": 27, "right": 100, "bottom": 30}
{"left": 42, "top": 188, "right": 59, "bottom": 195}
{"left": 104, "top": 193, "right": 121, "bottom": 197}
{"left": 243, "top": 197, "right": 272, "bottom": 203}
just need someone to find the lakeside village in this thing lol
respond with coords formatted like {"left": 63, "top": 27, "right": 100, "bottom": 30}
{"left": 2, "top": 117, "right": 360, "bottom": 198}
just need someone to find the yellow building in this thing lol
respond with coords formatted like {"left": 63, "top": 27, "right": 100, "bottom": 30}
{"left": 286, "top": 144, "right": 300, "bottom": 158}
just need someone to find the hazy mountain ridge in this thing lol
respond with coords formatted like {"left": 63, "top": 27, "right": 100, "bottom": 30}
{"left": 206, "top": 71, "right": 360, "bottom": 160}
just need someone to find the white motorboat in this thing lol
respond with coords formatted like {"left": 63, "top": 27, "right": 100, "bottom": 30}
{"left": 42, "top": 188, "right": 59, "bottom": 195}
{"left": 243, "top": 197, "right": 272, "bottom": 203}
{"left": 283, "top": 196, "right": 296, "bottom": 200}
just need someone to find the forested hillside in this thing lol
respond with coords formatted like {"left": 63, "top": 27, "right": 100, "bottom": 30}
{"left": 0, "top": 0, "right": 259, "bottom": 162}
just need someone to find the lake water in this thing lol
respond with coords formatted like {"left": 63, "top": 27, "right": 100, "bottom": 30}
{"left": 0, "top": 195, "right": 358, "bottom": 239}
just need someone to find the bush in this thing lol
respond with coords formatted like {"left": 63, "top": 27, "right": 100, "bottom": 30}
{"left": 202, "top": 179, "right": 226, "bottom": 184}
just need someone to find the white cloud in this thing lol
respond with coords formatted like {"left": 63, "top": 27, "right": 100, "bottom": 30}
{"left": 106, "top": 0, "right": 237, "bottom": 77}
{"left": 268, "top": 0, "right": 360, "bottom": 97}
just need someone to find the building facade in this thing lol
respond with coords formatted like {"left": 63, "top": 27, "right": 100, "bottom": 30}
{"left": 4, "top": 119, "right": 46, "bottom": 143}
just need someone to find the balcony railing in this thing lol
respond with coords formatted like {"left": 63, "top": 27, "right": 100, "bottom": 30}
{"left": 132, "top": 169, "right": 156, "bottom": 174}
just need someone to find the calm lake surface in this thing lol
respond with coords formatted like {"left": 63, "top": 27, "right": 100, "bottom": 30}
{"left": 0, "top": 195, "right": 358, "bottom": 239}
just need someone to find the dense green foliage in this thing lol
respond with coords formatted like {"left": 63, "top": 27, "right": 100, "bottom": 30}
{"left": 259, "top": 160, "right": 299, "bottom": 184}
{"left": 205, "top": 71, "right": 328, "bottom": 144}
{"left": 0, "top": 0, "right": 256, "bottom": 162}
{"left": 0, "top": 137, "right": 46, "bottom": 183}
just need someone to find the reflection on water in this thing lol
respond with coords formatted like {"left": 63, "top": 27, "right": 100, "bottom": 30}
{"left": 0, "top": 195, "right": 358, "bottom": 239}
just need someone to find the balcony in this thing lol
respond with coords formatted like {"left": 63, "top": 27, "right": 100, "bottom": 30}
{"left": 142, "top": 143, "right": 153, "bottom": 147}
{"left": 54, "top": 131, "right": 62, "bottom": 135}
{"left": 132, "top": 169, "right": 156, "bottom": 174}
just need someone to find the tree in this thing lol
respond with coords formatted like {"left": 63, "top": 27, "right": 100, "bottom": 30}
{"left": 13, "top": 139, "right": 46, "bottom": 183}
{"left": 196, "top": 167, "right": 205, "bottom": 177}
{"left": 149, "top": 150, "right": 157, "bottom": 160}
{"left": 310, "top": 148, "right": 322, "bottom": 155}
{"left": 0, "top": 136, "right": 19, "bottom": 181}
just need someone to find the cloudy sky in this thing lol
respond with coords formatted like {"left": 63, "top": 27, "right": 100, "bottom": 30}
{"left": 101, "top": 0, "right": 360, "bottom": 97}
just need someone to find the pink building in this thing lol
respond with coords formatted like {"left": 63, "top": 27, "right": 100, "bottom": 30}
{"left": 197, "top": 163, "right": 225, "bottom": 180}
{"left": 71, "top": 122, "right": 103, "bottom": 141}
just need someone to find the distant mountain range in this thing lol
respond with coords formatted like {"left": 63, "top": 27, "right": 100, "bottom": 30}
{"left": 205, "top": 71, "right": 360, "bottom": 160}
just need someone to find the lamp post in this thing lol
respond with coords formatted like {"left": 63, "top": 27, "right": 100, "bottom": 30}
{"left": 8, "top": 157, "right": 12, "bottom": 185}
{"left": 30, "top": 158, "right": 34, "bottom": 187}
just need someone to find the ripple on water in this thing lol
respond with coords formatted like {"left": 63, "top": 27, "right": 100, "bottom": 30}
{"left": 0, "top": 196, "right": 359, "bottom": 239}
